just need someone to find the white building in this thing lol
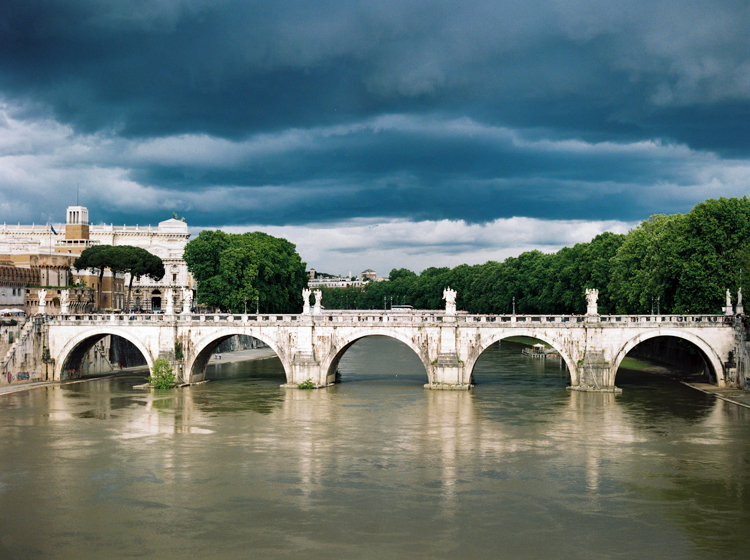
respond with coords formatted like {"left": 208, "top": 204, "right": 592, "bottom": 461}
{"left": 0, "top": 207, "right": 193, "bottom": 312}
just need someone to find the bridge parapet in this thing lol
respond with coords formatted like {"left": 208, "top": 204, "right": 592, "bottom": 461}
{"left": 47, "top": 312, "right": 735, "bottom": 329}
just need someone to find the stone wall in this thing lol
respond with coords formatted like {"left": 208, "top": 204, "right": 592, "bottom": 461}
{"left": 0, "top": 318, "right": 47, "bottom": 385}
{"left": 627, "top": 336, "right": 710, "bottom": 376}
{"left": 733, "top": 318, "right": 750, "bottom": 390}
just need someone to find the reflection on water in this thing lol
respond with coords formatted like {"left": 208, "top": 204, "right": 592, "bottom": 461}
{"left": 1, "top": 337, "right": 750, "bottom": 559}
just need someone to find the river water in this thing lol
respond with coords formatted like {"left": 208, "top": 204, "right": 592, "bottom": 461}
{"left": 1, "top": 337, "right": 750, "bottom": 559}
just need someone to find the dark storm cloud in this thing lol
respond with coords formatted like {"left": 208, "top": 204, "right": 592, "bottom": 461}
{"left": 3, "top": 1, "right": 749, "bottom": 142}
{"left": 123, "top": 119, "right": 696, "bottom": 225}
{"left": 1, "top": 0, "right": 749, "bottom": 235}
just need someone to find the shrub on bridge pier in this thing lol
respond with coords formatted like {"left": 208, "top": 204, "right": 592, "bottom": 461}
{"left": 148, "top": 357, "right": 176, "bottom": 389}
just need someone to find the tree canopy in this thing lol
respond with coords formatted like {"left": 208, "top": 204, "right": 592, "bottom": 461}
{"left": 184, "top": 230, "right": 307, "bottom": 313}
{"left": 73, "top": 245, "right": 165, "bottom": 310}
{"left": 319, "top": 197, "right": 750, "bottom": 315}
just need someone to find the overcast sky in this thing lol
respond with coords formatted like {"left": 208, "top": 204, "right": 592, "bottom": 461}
{"left": 1, "top": 0, "right": 749, "bottom": 275}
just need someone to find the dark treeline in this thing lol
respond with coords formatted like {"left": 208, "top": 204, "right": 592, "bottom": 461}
{"left": 321, "top": 197, "right": 750, "bottom": 315}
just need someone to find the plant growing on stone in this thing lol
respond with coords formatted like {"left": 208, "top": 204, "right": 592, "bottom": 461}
{"left": 149, "top": 357, "right": 176, "bottom": 389}
{"left": 297, "top": 378, "right": 315, "bottom": 389}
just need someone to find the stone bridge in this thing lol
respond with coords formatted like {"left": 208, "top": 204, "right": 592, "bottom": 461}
{"left": 45, "top": 305, "right": 737, "bottom": 392}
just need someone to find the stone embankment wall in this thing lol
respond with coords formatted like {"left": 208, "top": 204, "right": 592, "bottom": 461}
{"left": 109, "top": 336, "right": 148, "bottom": 369}
{"left": 628, "top": 336, "right": 710, "bottom": 376}
{"left": 733, "top": 318, "right": 750, "bottom": 390}
{"left": 215, "top": 334, "right": 266, "bottom": 354}
{"left": 0, "top": 318, "right": 48, "bottom": 385}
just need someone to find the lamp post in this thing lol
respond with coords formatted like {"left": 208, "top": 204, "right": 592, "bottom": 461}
{"left": 657, "top": 296, "right": 660, "bottom": 315}
{"left": 256, "top": 296, "right": 259, "bottom": 315}
{"left": 383, "top": 296, "right": 386, "bottom": 310}
{"left": 244, "top": 297, "right": 247, "bottom": 315}
{"left": 651, "top": 296, "right": 654, "bottom": 315}
{"left": 512, "top": 296, "right": 516, "bottom": 315}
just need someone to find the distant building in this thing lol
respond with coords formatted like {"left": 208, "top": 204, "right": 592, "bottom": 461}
{"left": 305, "top": 267, "right": 389, "bottom": 288}
{"left": 0, "top": 260, "right": 38, "bottom": 312}
{"left": 308, "top": 277, "right": 366, "bottom": 288}
{"left": 0, "top": 205, "right": 193, "bottom": 312}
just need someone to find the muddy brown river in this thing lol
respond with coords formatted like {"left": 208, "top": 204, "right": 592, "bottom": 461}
{"left": 1, "top": 337, "right": 749, "bottom": 559}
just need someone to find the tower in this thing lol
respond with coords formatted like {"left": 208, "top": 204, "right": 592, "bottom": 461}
{"left": 65, "top": 206, "right": 89, "bottom": 241}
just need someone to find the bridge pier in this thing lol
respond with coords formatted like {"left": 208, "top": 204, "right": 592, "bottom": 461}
{"left": 285, "top": 352, "right": 329, "bottom": 388}
{"left": 427, "top": 354, "right": 471, "bottom": 389}
{"left": 567, "top": 356, "right": 622, "bottom": 393}
{"left": 424, "top": 320, "right": 472, "bottom": 389}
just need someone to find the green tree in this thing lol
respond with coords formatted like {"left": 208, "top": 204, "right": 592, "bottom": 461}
{"left": 74, "top": 245, "right": 165, "bottom": 311}
{"left": 673, "top": 197, "right": 750, "bottom": 312}
{"left": 73, "top": 245, "right": 113, "bottom": 311}
{"left": 389, "top": 268, "right": 417, "bottom": 282}
{"left": 149, "top": 357, "right": 175, "bottom": 389}
{"left": 609, "top": 197, "right": 750, "bottom": 313}
{"left": 114, "top": 247, "right": 165, "bottom": 312}
{"left": 184, "top": 230, "right": 306, "bottom": 313}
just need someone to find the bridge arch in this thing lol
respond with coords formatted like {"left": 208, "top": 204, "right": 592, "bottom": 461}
{"left": 464, "top": 330, "right": 577, "bottom": 386}
{"left": 320, "top": 330, "right": 430, "bottom": 384}
{"left": 186, "top": 329, "right": 291, "bottom": 384}
{"left": 612, "top": 329, "right": 725, "bottom": 386}
{"left": 55, "top": 328, "right": 155, "bottom": 381}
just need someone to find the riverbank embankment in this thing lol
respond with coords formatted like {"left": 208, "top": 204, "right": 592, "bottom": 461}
{"left": 0, "top": 347, "right": 279, "bottom": 396}
{"left": 207, "top": 347, "right": 277, "bottom": 365}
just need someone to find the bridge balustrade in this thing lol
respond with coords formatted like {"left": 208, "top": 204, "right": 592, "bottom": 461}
{"left": 45, "top": 312, "right": 736, "bottom": 328}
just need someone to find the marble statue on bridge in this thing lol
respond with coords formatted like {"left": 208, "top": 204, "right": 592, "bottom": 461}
{"left": 443, "top": 287, "right": 457, "bottom": 315}
{"left": 181, "top": 288, "right": 192, "bottom": 315}
{"left": 726, "top": 289, "right": 734, "bottom": 315}
{"left": 302, "top": 288, "right": 311, "bottom": 315}
{"left": 586, "top": 288, "right": 599, "bottom": 316}
{"left": 60, "top": 290, "right": 70, "bottom": 314}
{"left": 313, "top": 289, "right": 322, "bottom": 315}
{"left": 165, "top": 288, "right": 174, "bottom": 315}
{"left": 38, "top": 289, "right": 47, "bottom": 314}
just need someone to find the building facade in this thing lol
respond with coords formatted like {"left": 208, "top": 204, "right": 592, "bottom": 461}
{"left": 0, "top": 261, "right": 38, "bottom": 312}
{"left": 0, "top": 206, "right": 192, "bottom": 313}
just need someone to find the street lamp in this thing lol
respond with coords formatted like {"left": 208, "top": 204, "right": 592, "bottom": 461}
{"left": 512, "top": 296, "right": 516, "bottom": 315}
{"left": 384, "top": 296, "right": 386, "bottom": 310}
{"left": 256, "top": 295, "right": 259, "bottom": 314}
{"left": 651, "top": 296, "right": 654, "bottom": 315}
{"left": 244, "top": 297, "right": 247, "bottom": 315}
{"left": 657, "top": 296, "right": 660, "bottom": 315}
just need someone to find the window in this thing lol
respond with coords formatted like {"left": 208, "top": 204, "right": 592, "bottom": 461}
{"left": 172, "top": 274, "right": 177, "bottom": 282}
